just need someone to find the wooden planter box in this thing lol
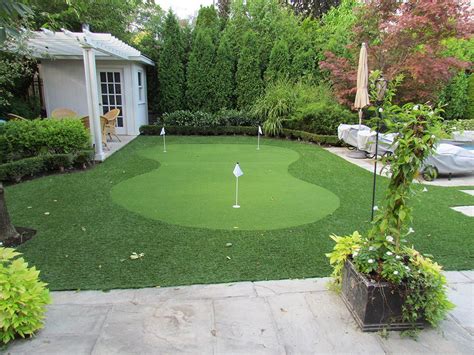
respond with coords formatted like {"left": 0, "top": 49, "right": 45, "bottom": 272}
{"left": 341, "top": 259, "right": 425, "bottom": 332}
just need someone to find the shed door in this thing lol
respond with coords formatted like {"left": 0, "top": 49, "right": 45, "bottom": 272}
{"left": 98, "top": 70, "right": 125, "bottom": 135}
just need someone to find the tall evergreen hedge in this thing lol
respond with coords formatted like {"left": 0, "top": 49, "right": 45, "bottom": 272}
{"left": 265, "top": 39, "right": 291, "bottom": 82}
{"left": 186, "top": 30, "right": 216, "bottom": 112}
{"left": 213, "top": 33, "right": 235, "bottom": 109}
{"left": 158, "top": 11, "right": 185, "bottom": 114}
{"left": 236, "top": 30, "right": 264, "bottom": 110}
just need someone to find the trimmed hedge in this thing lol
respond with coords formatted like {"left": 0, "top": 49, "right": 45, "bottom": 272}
{"left": 0, "top": 150, "right": 95, "bottom": 183}
{"left": 160, "top": 109, "right": 259, "bottom": 128}
{"left": 1, "top": 119, "right": 90, "bottom": 163}
{"left": 139, "top": 125, "right": 339, "bottom": 145}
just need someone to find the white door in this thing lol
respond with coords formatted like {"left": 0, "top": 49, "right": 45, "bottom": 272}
{"left": 98, "top": 70, "right": 126, "bottom": 135}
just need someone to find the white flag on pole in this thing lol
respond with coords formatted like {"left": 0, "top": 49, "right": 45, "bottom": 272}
{"left": 258, "top": 126, "right": 263, "bottom": 135}
{"left": 233, "top": 163, "right": 243, "bottom": 177}
{"left": 160, "top": 127, "right": 166, "bottom": 135}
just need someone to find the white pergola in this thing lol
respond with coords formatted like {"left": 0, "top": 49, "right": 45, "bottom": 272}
{"left": 28, "top": 29, "right": 153, "bottom": 161}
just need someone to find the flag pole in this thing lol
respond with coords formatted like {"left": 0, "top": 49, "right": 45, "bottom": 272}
{"left": 257, "top": 132, "right": 260, "bottom": 150}
{"left": 235, "top": 176, "right": 239, "bottom": 207}
{"left": 163, "top": 133, "right": 166, "bottom": 153}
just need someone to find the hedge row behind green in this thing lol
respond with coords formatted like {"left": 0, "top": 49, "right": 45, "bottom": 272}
{"left": 139, "top": 125, "right": 339, "bottom": 145}
{"left": 0, "top": 150, "right": 95, "bottom": 183}
{"left": 0, "top": 119, "right": 90, "bottom": 163}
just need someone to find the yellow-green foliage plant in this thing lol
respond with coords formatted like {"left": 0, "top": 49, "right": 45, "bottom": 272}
{"left": 0, "top": 247, "right": 51, "bottom": 344}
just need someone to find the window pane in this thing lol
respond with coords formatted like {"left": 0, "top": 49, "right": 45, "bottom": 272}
{"left": 108, "top": 84, "right": 114, "bottom": 94}
{"left": 102, "top": 95, "right": 108, "bottom": 105}
{"left": 116, "top": 96, "right": 122, "bottom": 105}
{"left": 117, "top": 116, "right": 123, "bottom": 127}
{"left": 138, "top": 71, "right": 142, "bottom": 86}
{"left": 138, "top": 88, "right": 143, "bottom": 102}
{"left": 101, "top": 84, "right": 107, "bottom": 93}
{"left": 110, "top": 96, "right": 115, "bottom": 105}
{"left": 100, "top": 72, "right": 106, "bottom": 82}
{"left": 107, "top": 72, "right": 113, "bottom": 82}
{"left": 115, "top": 84, "right": 121, "bottom": 94}
{"left": 102, "top": 107, "right": 108, "bottom": 114}
{"left": 114, "top": 72, "right": 120, "bottom": 82}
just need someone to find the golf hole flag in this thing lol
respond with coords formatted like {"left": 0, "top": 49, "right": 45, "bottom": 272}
{"left": 257, "top": 125, "right": 263, "bottom": 150}
{"left": 160, "top": 127, "right": 167, "bottom": 152}
{"left": 233, "top": 163, "right": 243, "bottom": 208}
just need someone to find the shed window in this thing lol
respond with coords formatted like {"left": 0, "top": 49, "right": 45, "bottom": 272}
{"left": 138, "top": 71, "right": 144, "bottom": 103}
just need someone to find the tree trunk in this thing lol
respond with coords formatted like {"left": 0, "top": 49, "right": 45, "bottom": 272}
{"left": 0, "top": 182, "right": 19, "bottom": 242}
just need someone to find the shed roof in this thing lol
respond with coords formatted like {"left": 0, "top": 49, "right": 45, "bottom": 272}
{"left": 28, "top": 29, "right": 154, "bottom": 65}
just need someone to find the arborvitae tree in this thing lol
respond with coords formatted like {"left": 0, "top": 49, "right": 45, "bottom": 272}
{"left": 236, "top": 30, "right": 264, "bottom": 110}
{"left": 194, "top": 5, "right": 220, "bottom": 44}
{"left": 158, "top": 11, "right": 185, "bottom": 113}
{"left": 291, "top": 47, "right": 317, "bottom": 79}
{"left": 186, "top": 30, "right": 216, "bottom": 112}
{"left": 213, "top": 33, "right": 235, "bottom": 109}
{"left": 265, "top": 39, "right": 291, "bottom": 82}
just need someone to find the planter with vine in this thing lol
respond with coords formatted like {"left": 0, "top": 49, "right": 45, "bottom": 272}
{"left": 327, "top": 103, "right": 454, "bottom": 333}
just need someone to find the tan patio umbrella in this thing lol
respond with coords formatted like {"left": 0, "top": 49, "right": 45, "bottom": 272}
{"left": 354, "top": 43, "right": 370, "bottom": 127}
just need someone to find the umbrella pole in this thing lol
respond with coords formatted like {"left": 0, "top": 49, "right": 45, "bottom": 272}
{"left": 371, "top": 108, "right": 381, "bottom": 221}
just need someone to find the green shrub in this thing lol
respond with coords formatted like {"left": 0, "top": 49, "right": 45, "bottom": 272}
{"left": 444, "top": 118, "right": 474, "bottom": 131}
{"left": 0, "top": 248, "right": 51, "bottom": 344}
{"left": 467, "top": 73, "right": 474, "bottom": 120}
{"left": 0, "top": 156, "right": 44, "bottom": 182}
{"left": 139, "top": 125, "right": 339, "bottom": 145}
{"left": 215, "top": 109, "right": 258, "bottom": 126}
{"left": 287, "top": 101, "right": 357, "bottom": 135}
{"left": 438, "top": 72, "right": 469, "bottom": 120}
{"left": 74, "top": 149, "right": 95, "bottom": 168}
{"left": 43, "top": 153, "right": 74, "bottom": 171}
{"left": 2, "top": 119, "right": 90, "bottom": 161}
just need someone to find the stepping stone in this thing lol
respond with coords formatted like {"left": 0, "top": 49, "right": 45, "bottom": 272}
{"left": 451, "top": 206, "right": 474, "bottom": 217}
{"left": 460, "top": 190, "right": 474, "bottom": 196}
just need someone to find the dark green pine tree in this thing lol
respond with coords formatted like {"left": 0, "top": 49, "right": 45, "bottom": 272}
{"left": 158, "top": 11, "right": 185, "bottom": 114}
{"left": 194, "top": 5, "right": 220, "bottom": 44}
{"left": 236, "top": 30, "right": 264, "bottom": 110}
{"left": 186, "top": 30, "right": 216, "bottom": 112}
{"left": 213, "top": 33, "right": 235, "bottom": 110}
{"left": 265, "top": 39, "right": 291, "bottom": 82}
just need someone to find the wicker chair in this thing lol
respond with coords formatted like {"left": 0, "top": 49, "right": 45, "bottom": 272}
{"left": 51, "top": 108, "right": 78, "bottom": 119}
{"left": 6, "top": 113, "right": 28, "bottom": 121}
{"left": 101, "top": 108, "right": 121, "bottom": 142}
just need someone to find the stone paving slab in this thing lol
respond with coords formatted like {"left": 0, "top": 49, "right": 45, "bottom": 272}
{"left": 5, "top": 272, "right": 474, "bottom": 355}
{"left": 450, "top": 205, "right": 474, "bottom": 217}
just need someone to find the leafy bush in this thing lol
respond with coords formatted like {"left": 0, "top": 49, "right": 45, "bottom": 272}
{"left": 467, "top": 73, "right": 474, "bottom": 120}
{"left": 438, "top": 72, "right": 469, "bottom": 120}
{"left": 2, "top": 119, "right": 90, "bottom": 161}
{"left": 0, "top": 156, "right": 44, "bottom": 182}
{"left": 0, "top": 248, "right": 51, "bottom": 344}
{"left": 43, "top": 153, "right": 74, "bottom": 172}
{"left": 0, "top": 151, "right": 95, "bottom": 183}
{"left": 215, "top": 109, "right": 258, "bottom": 126}
{"left": 444, "top": 118, "right": 474, "bottom": 131}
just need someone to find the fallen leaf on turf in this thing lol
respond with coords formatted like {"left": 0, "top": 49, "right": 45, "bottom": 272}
{"left": 226, "top": 256, "right": 231, "bottom": 260}
{"left": 81, "top": 227, "right": 86, "bottom": 232}
{"left": 120, "top": 259, "right": 126, "bottom": 262}
{"left": 27, "top": 206, "right": 32, "bottom": 209}
{"left": 130, "top": 252, "right": 145, "bottom": 260}
{"left": 44, "top": 212, "right": 50, "bottom": 215}
{"left": 233, "top": 226, "right": 238, "bottom": 229}
{"left": 53, "top": 199, "right": 58, "bottom": 202}
{"left": 98, "top": 265, "right": 102, "bottom": 268}
{"left": 226, "top": 243, "right": 233, "bottom": 247}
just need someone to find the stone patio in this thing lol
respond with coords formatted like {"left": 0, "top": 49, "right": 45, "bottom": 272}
{"left": 5, "top": 272, "right": 473, "bottom": 354}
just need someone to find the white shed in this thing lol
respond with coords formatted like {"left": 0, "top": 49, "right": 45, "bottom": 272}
{"left": 26, "top": 29, "right": 154, "bottom": 160}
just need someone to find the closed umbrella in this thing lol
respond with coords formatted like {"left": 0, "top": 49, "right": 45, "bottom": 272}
{"left": 349, "top": 43, "right": 370, "bottom": 159}
{"left": 354, "top": 42, "right": 370, "bottom": 126}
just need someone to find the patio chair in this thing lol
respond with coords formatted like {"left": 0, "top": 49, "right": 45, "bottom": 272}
{"left": 101, "top": 108, "right": 121, "bottom": 142}
{"left": 51, "top": 108, "right": 78, "bottom": 119}
{"left": 6, "top": 113, "right": 28, "bottom": 121}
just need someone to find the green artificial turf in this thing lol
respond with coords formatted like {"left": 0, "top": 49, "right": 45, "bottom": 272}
{"left": 111, "top": 144, "right": 339, "bottom": 230}
{"left": 6, "top": 136, "right": 474, "bottom": 291}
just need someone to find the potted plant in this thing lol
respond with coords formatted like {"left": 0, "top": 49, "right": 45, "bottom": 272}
{"left": 326, "top": 102, "right": 454, "bottom": 332}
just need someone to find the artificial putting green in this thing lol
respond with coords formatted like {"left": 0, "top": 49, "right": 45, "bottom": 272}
{"left": 111, "top": 144, "right": 340, "bottom": 230}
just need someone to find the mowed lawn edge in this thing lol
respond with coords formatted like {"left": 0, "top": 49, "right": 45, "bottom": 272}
{"left": 7, "top": 136, "right": 474, "bottom": 291}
